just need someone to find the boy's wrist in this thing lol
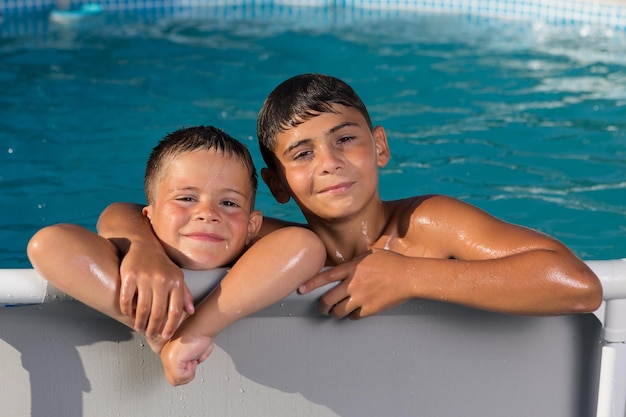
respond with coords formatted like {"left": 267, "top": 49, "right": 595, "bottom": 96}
{"left": 107, "top": 233, "right": 163, "bottom": 256}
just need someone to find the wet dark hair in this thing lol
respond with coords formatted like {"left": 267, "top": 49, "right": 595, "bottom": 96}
{"left": 144, "top": 125, "right": 257, "bottom": 206}
{"left": 257, "top": 73, "right": 373, "bottom": 169}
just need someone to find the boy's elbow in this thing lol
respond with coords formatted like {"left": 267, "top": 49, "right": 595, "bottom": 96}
{"left": 27, "top": 226, "right": 53, "bottom": 266}
{"left": 27, "top": 223, "right": 79, "bottom": 268}
{"left": 300, "top": 229, "right": 327, "bottom": 269}
{"left": 281, "top": 226, "right": 326, "bottom": 269}
{"left": 571, "top": 269, "right": 603, "bottom": 314}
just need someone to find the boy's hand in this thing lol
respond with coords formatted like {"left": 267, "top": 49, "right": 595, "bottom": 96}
{"left": 119, "top": 242, "right": 195, "bottom": 339}
{"left": 299, "top": 250, "right": 410, "bottom": 319}
{"left": 160, "top": 333, "right": 215, "bottom": 386}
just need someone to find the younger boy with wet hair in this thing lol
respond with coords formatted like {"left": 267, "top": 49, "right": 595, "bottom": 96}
{"left": 98, "top": 73, "right": 602, "bottom": 325}
{"left": 28, "top": 125, "right": 326, "bottom": 385}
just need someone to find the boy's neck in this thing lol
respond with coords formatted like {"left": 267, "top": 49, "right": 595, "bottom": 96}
{"left": 305, "top": 200, "right": 388, "bottom": 265}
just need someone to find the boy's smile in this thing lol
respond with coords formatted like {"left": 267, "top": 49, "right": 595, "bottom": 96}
{"left": 318, "top": 181, "right": 355, "bottom": 195}
{"left": 267, "top": 104, "right": 390, "bottom": 221}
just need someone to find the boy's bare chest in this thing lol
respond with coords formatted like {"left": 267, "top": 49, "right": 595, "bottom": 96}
{"left": 372, "top": 215, "right": 447, "bottom": 259}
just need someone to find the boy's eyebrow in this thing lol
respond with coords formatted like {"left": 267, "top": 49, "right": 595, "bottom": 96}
{"left": 167, "top": 186, "right": 198, "bottom": 193}
{"left": 282, "top": 121, "right": 360, "bottom": 156}
{"left": 283, "top": 139, "right": 312, "bottom": 156}
{"left": 328, "top": 121, "right": 360, "bottom": 134}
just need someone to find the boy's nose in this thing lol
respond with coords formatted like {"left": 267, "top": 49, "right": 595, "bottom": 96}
{"left": 194, "top": 201, "right": 220, "bottom": 222}
{"left": 317, "top": 146, "right": 344, "bottom": 174}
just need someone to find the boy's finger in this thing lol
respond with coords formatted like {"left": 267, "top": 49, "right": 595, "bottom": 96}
{"left": 133, "top": 288, "right": 152, "bottom": 332}
{"left": 161, "top": 291, "right": 185, "bottom": 340}
{"left": 167, "top": 362, "right": 196, "bottom": 386}
{"left": 317, "top": 281, "right": 351, "bottom": 315}
{"left": 145, "top": 290, "right": 168, "bottom": 338}
{"left": 327, "top": 297, "right": 351, "bottom": 319}
{"left": 183, "top": 286, "right": 195, "bottom": 316}
{"left": 119, "top": 278, "right": 137, "bottom": 317}
{"left": 298, "top": 268, "right": 342, "bottom": 294}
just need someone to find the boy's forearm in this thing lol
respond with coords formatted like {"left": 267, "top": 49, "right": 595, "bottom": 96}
{"left": 178, "top": 227, "right": 326, "bottom": 339}
{"left": 96, "top": 201, "right": 191, "bottom": 337}
{"left": 97, "top": 202, "right": 156, "bottom": 254}
{"left": 406, "top": 249, "right": 602, "bottom": 315}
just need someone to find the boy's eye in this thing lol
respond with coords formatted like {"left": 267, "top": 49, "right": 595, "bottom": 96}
{"left": 338, "top": 135, "right": 355, "bottom": 144}
{"left": 176, "top": 196, "right": 196, "bottom": 203}
{"left": 293, "top": 150, "right": 313, "bottom": 160}
{"left": 222, "top": 200, "right": 241, "bottom": 208}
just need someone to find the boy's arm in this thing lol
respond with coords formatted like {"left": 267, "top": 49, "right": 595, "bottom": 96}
{"left": 300, "top": 196, "right": 603, "bottom": 318}
{"left": 97, "top": 202, "right": 194, "bottom": 339}
{"left": 160, "top": 226, "right": 326, "bottom": 386}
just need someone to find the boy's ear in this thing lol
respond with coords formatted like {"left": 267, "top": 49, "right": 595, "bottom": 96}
{"left": 373, "top": 126, "right": 390, "bottom": 167}
{"left": 142, "top": 205, "right": 152, "bottom": 222}
{"left": 246, "top": 210, "right": 263, "bottom": 244}
{"left": 261, "top": 167, "right": 291, "bottom": 204}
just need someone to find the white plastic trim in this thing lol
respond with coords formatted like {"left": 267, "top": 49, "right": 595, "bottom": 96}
{"left": 0, "top": 267, "right": 230, "bottom": 306}
{"left": 0, "top": 269, "right": 47, "bottom": 305}
{"left": 1, "top": 259, "right": 626, "bottom": 306}
{"left": 587, "top": 259, "right": 626, "bottom": 300}
{"left": 596, "top": 342, "right": 626, "bottom": 417}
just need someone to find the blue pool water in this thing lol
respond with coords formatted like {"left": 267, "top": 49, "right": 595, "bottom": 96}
{"left": 0, "top": 6, "right": 624, "bottom": 268}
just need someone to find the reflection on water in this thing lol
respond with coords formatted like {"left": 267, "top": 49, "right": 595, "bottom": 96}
{"left": 0, "top": 7, "right": 624, "bottom": 266}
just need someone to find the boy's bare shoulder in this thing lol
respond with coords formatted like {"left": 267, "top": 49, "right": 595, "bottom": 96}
{"left": 386, "top": 194, "right": 482, "bottom": 236}
{"left": 385, "top": 194, "right": 470, "bottom": 223}
{"left": 381, "top": 195, "right": 471, "bottom": 257}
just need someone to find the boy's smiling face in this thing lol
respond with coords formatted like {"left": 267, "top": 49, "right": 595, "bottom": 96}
{"left": 144, "top": 149, "right": 261, "bottom": 270}
{"left": 264, "top": 104, "right": 390, "bottom": 221}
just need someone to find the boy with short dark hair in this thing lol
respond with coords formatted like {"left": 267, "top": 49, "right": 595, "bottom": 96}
{"left": 257, "top": 73, "right": 602, "bottom": 317}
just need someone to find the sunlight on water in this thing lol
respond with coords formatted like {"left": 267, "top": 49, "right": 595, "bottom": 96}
{"left": 0, "top": 7, "right": 624, "bottom": 266}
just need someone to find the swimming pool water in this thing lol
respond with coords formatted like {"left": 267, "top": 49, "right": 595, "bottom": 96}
{"left": 0, "top": 7, "right": 624, "bottom": 267}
